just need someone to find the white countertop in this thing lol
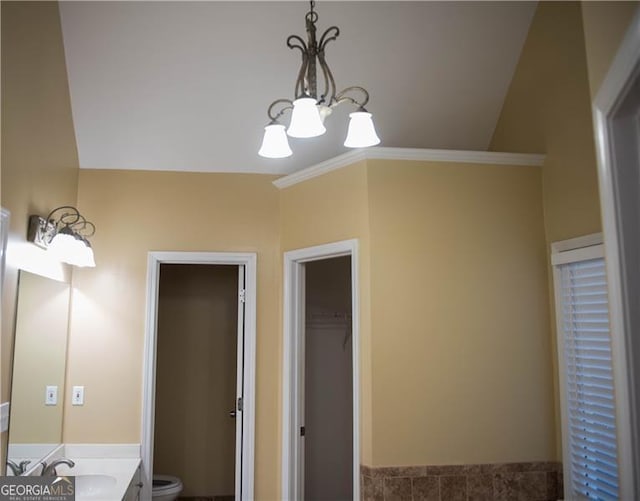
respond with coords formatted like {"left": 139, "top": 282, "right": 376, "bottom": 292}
{"left": 56, "top": 457, "right": 140, "bottom": 501}
{"left": 22, "top": 444, "right": 141, "bottom": 500}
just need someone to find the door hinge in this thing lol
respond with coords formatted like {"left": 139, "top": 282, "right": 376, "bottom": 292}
{"left": 237, "top": 397, "right": 243, "bottom": 412}
{"left": 239, "top": 289, "right": 246, "bottom": 303}
{"left": 300, "top": 426, "right": 305, "bottom": 437}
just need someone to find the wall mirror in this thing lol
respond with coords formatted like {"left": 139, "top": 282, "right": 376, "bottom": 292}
{"left": 6, "top": 270, "right": 70, "bottom": 475}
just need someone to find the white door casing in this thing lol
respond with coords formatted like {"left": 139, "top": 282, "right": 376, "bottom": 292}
{"left": 281, "top": 239, "right": 360, "bottom": 501}
{"left": 141, "top": 251, "right": 257, "bottom": 501}
{"left": 235, "top": 265, "right": 246, "bottom": 499}
{"left": 592, "top": 7, "right": 640, "bottom": 498}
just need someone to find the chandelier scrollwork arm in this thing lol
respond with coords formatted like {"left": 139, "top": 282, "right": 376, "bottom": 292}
{"left": 318, "top": 25, "right": 339, "bottom": 50}
{"left": 317, "top": 49, "right": 335, "bottom": 105}
{"left": 317, "top": 27, "right": 339, "bottom": 104}
{"left": 286, "top": 34, "right": 308, "bottom": 54}
{"left": 267, "top": 98, "right": 294, "bottom": 123}
{"left": 287, "top": 35, "right": 311, "bottom": 98}
{"left": 335, "top": 86, "right": 370, "bottom": 110}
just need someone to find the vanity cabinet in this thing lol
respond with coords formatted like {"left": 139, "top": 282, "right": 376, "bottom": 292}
{"left": 122, "top": 464, "right": 142, "bottom": 501}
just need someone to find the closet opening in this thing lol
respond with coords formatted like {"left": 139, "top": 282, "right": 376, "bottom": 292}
{"left": 304, "top": 256, "right": 353, "bottom": 500}
{"left": 281, "top": 239, "right": 360, "bottom": 501}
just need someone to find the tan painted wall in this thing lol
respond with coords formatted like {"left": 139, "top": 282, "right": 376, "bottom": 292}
{"left": 279, "top": 162, "right": 374, "bottom": 464}
{"left": 581, "top": 1, "right": 639, "bottom": 98}
{"left": 489, "top": 1, "right": 606, "bottom": 461}
{"left": 65, "top": 158, "right": 553, "bottom": 485}
{"left": 367, "top": 159, "right": 553, "bottom": 465}
{"left": 65, "top": 170, "right": 281, "bottom": 499}
{"left": 490, "top": 1, "right": 601, "bottom": 244}
{"left": 1, "top": 1, "right": 79, "bottom": 465}
{"left": 154, "top": 264, "right": 238, "bottom": 497}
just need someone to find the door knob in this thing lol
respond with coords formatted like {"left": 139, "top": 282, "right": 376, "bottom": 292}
{"left": 229, "top": 410, "right": 236, "bottom": 418}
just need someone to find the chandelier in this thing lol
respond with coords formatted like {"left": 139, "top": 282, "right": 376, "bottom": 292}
{"left": 258, "top": 1, "right": 380, "bottom": 158}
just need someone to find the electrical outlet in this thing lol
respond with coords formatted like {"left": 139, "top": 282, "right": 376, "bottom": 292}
{"left": 72, "top": 386, "right": 84, "bottom": 406}
{"left": 45, "top": 386, "right": 58, "bottom": 406}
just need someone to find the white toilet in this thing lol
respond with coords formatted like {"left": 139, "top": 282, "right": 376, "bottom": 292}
{"left": 152, "top": 474, "right": 184, "bottom": 501}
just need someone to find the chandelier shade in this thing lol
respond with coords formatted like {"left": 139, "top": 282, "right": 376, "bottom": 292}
{"left": 258, "top": 1, "right": 380, "bottom": 158}
{"left": 259, "top": 124, "right": 293, "bottom": 159}
{"left": 287, "top": 97, "right": 326, "bottom": 138}
{"left": 344, "top": 111, "right": 381, "bottom": 148}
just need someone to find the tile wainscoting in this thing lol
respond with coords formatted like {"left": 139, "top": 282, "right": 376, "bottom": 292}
{"left": 361, "top": 461, "right": 563, "bottom": 501}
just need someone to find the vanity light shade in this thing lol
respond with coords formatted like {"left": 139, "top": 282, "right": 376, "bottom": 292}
{"left": 344, "top": 111, "right": 381, "bottom": 148}
{"left": 287, "top": 97, "right": 326, "bottom": 138}
{"left": 73, "top": 239, "right": 96, "bottom": 268}
{"left": 77, "top": 245, "right": 96, "bottom": 268}
{"left": 84, "top": 246, "right": 96, "bottom": 268}
{"left": 47, "top": 227, "right": 77, "bottom": 261}
{"left": 259, "top": 124, "right": 293, "bottom": 158}
{"left": 48, "top": 228, "right": 96, "bottom": 267}
{"left": 63, "top": 238, "right": 86, "bottom": 267}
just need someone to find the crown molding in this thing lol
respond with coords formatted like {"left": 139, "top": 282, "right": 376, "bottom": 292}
{"left": 272, "top": 147, "right": 546, "bottom": 189}
{"left": 273, "top": 150, "right": 367, "bottom": 189}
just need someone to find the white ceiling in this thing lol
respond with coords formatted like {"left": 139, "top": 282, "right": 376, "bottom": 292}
{"left": 59, "top": 1, "right": 536, "bottom": 175}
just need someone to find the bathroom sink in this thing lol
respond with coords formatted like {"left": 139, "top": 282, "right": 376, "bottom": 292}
{"left": 74, "top": 474, "right": 117, "bottom": 499}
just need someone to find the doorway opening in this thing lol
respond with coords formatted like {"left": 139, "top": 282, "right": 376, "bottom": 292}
{"left": 154, "top": 264, "right": 240, "bottom": 499}
{"left": 142, "top": 252, "right": 256, "bottom": 501}
{"left": 282, "top": 240, "right": 360, "bottom": 501}
{"left": 304, "top": 257, "right": 353, "bottom": 500}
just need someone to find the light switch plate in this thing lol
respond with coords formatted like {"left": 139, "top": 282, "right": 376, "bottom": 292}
{"left": 72, "top": 386, "right": 84, "bottom": 406}
{"left": 45, "top": 385, "right": 58, "bottom": 405}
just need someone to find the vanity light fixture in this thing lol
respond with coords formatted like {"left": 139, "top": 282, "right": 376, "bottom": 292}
{"left": 27, "top": 206, "right": 96, "bottom": 268}
{"left": 258, "top": 0, "right": 380, "bottom": 158}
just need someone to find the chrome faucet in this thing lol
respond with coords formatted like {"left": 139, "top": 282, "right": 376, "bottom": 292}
{"left": 6, "top": 460, "right": 30, "bottom": 476}
{"left": 41, "top": 458, "right": 75, "bottom": 476}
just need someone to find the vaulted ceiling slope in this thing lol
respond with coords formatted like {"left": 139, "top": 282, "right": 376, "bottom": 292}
{"left": 59, "top": 1, "right": 536, "bottom": 175}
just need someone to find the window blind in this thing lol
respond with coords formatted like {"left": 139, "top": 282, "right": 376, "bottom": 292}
{"left": 560, "top": 257, "right": 619, "bottom": 500}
